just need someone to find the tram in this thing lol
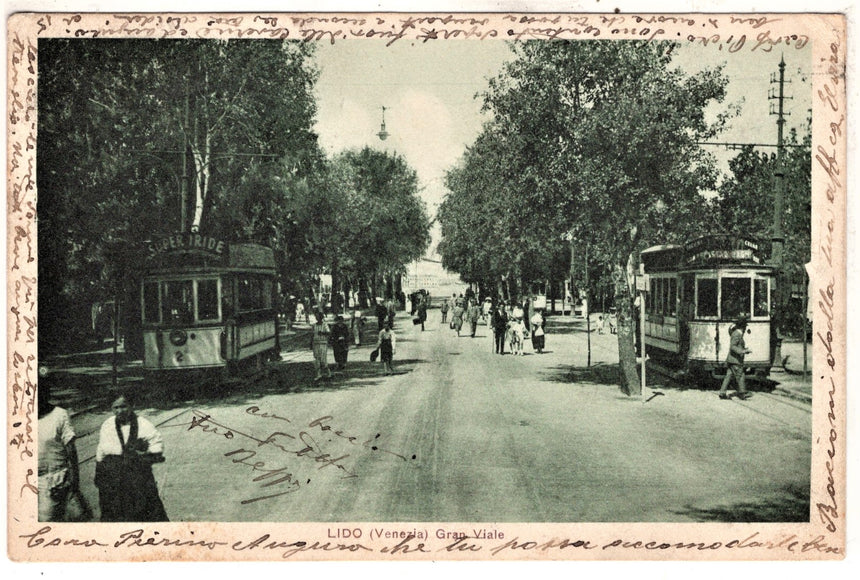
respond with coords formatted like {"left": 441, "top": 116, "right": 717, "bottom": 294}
{"left": 141, "top": 233, "right": 280, "bottom": 373}
{"left": 639, "top": 234, "right": 776, "bottom": 380}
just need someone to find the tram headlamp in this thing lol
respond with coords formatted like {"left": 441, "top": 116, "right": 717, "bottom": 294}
{"left": 169, "top": 329, "right": 188, "bottom": 346}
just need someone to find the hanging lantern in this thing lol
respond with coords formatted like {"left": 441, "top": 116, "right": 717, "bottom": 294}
{"left": 377, "top": 106, "right": 389, "bottom": 141}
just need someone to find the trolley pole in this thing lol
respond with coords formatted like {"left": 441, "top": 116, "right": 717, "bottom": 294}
{"left": 635, "top": 272, "right": 649, "bottom": 400}
{"left": 585, "top": 245, "right": 591, "bottom": 367}
{"left": 640, "top": 289, "right": 646, "bottom": 399}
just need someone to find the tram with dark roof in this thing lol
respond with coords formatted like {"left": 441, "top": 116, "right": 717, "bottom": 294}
{"left": 141, "top": 233, "right": 280, "bottom": 374}
{"left": 639, "top": 235, "right": 776, "bottom": 380}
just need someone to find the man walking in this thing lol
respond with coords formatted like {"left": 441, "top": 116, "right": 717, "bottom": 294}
{"left": 491, "top": 301, "right": 508, "bottom": 354}
{"left": 719, "top": 317, "right": 752, "bottom": 400}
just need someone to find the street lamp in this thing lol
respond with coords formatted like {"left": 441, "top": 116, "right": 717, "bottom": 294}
{"left": 377, "top": 106, "right": 389, "bottom": 141}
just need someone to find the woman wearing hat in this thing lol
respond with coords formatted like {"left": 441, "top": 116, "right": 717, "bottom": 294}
{"left": 719, "top": 317, "right": 752, "bottom": 400}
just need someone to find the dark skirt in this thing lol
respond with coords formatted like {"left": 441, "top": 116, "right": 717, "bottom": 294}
{"left": 332, "top": 343, "right": 349, "bottom": 366}
{"left": 380, "top": 337, "right": 393, "bottom": 363}
{"left": 531, "top": 333, "right": 545, "bottom": 350}
{"left": 95, "top": 455, "right": 168, "bottom": 522}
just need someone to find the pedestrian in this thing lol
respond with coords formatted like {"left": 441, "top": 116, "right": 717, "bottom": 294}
{"left": 451, "top": 300, "right": 465, "bottom": 337}
{"left": 311, "top": 310, "right": 333, "bottom": 381}
{"left": 522, "top": 297, "right": 531, "bottom": 334}
{"left": 350, "top": 308, "right": 363, "bottom": 346}
{"left": 530, "top": 311, "right": 546, "bottom": 354}
{"left": 38, "top": 372, "right": 86, "bottom": 522}
{"left": 95, "top": 394, "right": 168, "bottom": 522}
{"left": 416, "top": 295, "right": 427, "bottom": 331}
{"left": 491, "top": 301, "right": 508, "bottom": 354}
{"left": 508, "top": 314, "right": 525, "bottom": 355}
{"left": 330, "top": 315, "right": 351, "bottom": 370}
{"left": 719, "top": 317, "right": 752, "bottom": 400}
{"left": 482, "top": 297, "right": 492, "bottom": 324}
{"left": 467, "top": 299, "right": 480, "bottom": 337}
{"left": 387, "top": 297, "right": 397, "bottom": 328}
{"left": 375, "top": 299, "right": 388, "bottom": 332}
{"left": 598, "top": 315, "right": 605, "bottom": 334}
{"left": 376, "top": 320, "right": 397, "bottom": 375}
{"left": 440, "top": 295, "right": 449, "bottom": 324}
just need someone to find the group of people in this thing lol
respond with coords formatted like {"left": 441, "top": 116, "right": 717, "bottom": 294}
{"left": 310, "top": 298, "right": 400, "bottom": 380}
{"left": 444, "top": 293, "right": 548, "bottom": 356}
{"left": 39, "top": 372, "right": 168, "bottom": 523}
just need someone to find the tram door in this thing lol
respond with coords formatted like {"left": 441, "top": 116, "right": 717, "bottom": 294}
{"left": 679, "top": 274, "right": 695, "bottom": 358}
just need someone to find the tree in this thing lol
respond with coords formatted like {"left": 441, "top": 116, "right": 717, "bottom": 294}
{"left": 443, "top": 40, "right": 729, "bottom": 394}
{"left": 714, "top": 125, "right": 812, "bottom": 335}
{"left": 37, "top": 39, "right": 322, "bottom": 351}
{"left": 331, "top": 147, "right": 432, "bottom": 302}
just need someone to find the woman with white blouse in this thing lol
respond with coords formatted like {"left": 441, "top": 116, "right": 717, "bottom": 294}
{"left": 95, "top": 394, "right": 168, "bottom": 521}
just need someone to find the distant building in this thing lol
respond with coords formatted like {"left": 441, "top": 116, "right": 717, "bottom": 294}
{"left": 402, "top": 258, "right": 464, "bottom": 300}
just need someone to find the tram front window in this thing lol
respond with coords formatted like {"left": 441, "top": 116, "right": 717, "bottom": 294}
{"left": 754, "top": 278, "right": 769, "bottom": 317}
{"left": 142, "top": 282, "right": 160, "bottom": 324}
{"left": 697, "top": 278, "right": 718, "bottom": 317}
{"left": 163, "top": 280, "right": 194, "bottom": 323}
{"left": 197, "top": 279, "right": 219, "bottom": 321}
{"left": 721, "top": 277, "right": 751, "bottom": 320}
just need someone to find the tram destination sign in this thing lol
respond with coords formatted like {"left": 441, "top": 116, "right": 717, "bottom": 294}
{"left": 147, "top": 232, "right": 226, "bottom": 258}
{"left": 684, "top": 235, "right": 767, "bottom": 267}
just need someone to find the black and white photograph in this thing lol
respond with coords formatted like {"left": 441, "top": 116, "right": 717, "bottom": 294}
{"left": 7, "top": 7, "right": 847, "bottom": 563}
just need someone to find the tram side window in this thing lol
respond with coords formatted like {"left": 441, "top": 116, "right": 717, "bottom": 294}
{"left": 697, "top": 278, "right": 718, "bottom": 317}
{"left": 163, "top": 280, "right": 194, "bottom": 323}
{"left": 721, "top": 277, "right": 751, "bottom": 320}
{"left": 261, "top": 278, "right": 273, "bottom": 309}
{"left": 197, "top": 279, "right": 219, "bottom": 321}
{"left": 648, "top": 278, "right": 656, "bottom": 313}
{"left": 222, "top": 277, "right": 235, "bottom": 319}
{"left": 668, "top": 278, "right": 677, "bottom": 316}
{"left": 754, "top": 278, "right": 769, "bottom": 317}
{"left": 143, "top": 282, "right": 160, "bottom": 323}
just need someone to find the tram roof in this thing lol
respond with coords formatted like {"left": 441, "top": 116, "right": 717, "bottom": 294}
{"left": 641, "top": 235, "right": 772, "bottom": 273}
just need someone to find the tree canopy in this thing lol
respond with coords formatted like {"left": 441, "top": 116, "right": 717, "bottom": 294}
{"left": 37, "top": 39, "right": 430, "bottom": 350}
{"left": 438, "top": 40, "right": 730, "bottom": 393}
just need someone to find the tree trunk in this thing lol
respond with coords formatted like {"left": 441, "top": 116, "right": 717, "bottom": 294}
{"left": 614, "top": 262, "right": 640, "bottom": 395}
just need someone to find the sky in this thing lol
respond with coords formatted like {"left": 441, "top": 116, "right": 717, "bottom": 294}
{"left": 312, "top": 39, "right": 812, "bottom": 255}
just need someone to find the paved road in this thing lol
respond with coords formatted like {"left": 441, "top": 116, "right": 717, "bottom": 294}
{"left": 70, "top": 312, "right": 811, "bottom": 523}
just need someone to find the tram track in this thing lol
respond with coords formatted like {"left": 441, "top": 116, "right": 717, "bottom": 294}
{"left": 646, "top": 360, "right": 811, "bottom": 437}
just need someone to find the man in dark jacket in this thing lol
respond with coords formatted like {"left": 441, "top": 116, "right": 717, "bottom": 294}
{"left": 491, "top": 302, "right": 508, "bottom": 354}
{"left": 330, "top": 315, "right": 351, "bottom": 370}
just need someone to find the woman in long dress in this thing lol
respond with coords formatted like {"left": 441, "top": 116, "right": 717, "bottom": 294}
{"left": 311, "top": 310, "right": 333, "bottom": 380}
{"left": 376, "top": 321, "right": 397, "bottom": 375}
{"left": 95, "top": 395, "right": 168, "bottom": 522}
{"left": 451, "top": 303, "right": 465, "bottom": 337}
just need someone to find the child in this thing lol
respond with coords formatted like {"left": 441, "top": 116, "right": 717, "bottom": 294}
{"left": 530, "top": 312, "right": 545, "bottom": 354}
{"left": 508, "top": 316, "right": 525, "bottom": 355}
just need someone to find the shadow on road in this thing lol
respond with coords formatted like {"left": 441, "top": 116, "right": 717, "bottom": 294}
{"left": 144, "top": 357, "right": 429, "bottom": 410}
{"left": 539, "top": 362, "right": 622, "bottom": 386}
{"left": 673, "top": 485, "right": 810, "bottom": 523}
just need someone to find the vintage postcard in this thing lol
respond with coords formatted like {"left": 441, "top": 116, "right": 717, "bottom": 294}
{"left": 7, "top": 9, "right": 847, "bottom": 563}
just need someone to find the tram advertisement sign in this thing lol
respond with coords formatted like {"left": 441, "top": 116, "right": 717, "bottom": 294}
{"left": 147, "top": 233, "right": 227, "bottom": 258}
{"left": 684, "top": 235, "right": 766, "bottom": 266}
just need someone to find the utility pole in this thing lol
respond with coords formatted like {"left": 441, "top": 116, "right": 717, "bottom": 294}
{"left": 769, "top": 55, "right": 790, "bottom": 270}
{"left": 769, "top": 55, "right": 791, "bottom": 369}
